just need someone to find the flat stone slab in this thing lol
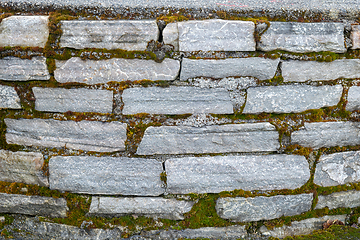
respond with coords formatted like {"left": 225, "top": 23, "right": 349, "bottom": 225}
{"left": 137, "top": 122, "right": 280, "bottom": 155}
{"left": 292, "top": 121, "right": 360, "bottom": 149}
{"left": 0, "top": 85, "right": 21, "bottom": 109}
{"left": 32, "top": 87, "right": 113, "bottom": 113}
{"left": 282, "top": 59, "right": 360, "bottom": 82}
{"left": 351, "top": 25, "right": 360, "bottom": 49}
{"left": 0, "top": 16, "right": 49, "bottom": 48}
{"left": 180, "top": 58, "right": 280, "bottom": 81}
{"left": 346, "top": 86, "right": 360, "bottom": 111}
{"left": 0, "top": 193, "right": 68, "bottom": 218}
{"left": 54, "top": 57, "right": 180, "bottom": 84}
{"left": 0, "top": 57, "right": 50, "bottom": 81}
{"left": 88, "top": 197, "right": 194, "bottom": 220}
{"left": 122, "top": 86, "right": 234, "bottom": 115}
{"left": 216, "top": 194, "right": 313, "bottom": 222}
{"left": 243, "top": 85, "right": 342, "bottom": 114}
{"left": 165, "top": 155, "right": 310, "bottom": 194}
{"left": 314, "top": 151, "right": 360, "bottom": 187}
{"left": 0, "top": 150, "right": 48, "bottom": 187}
{"left": 258, "top": 22, "right": 346, "bottom": 53}
{"left": 5, "top": 118, "right": 127, "bottom": 152}
{"left": 316, "top": 190, "right": 360, "bottom": 210}
{"left": 60, "top": 20, "right": 159, "bottom": 50}
{"left": 49, "top": 156, "right": 164, "bottom": 196}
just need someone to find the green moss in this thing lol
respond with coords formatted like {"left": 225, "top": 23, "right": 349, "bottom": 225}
{"left": 160, "top": 172, "right": 167, "bottom": 184}
{"left": 157, "top": 13, "right": 189, "bottom": 23}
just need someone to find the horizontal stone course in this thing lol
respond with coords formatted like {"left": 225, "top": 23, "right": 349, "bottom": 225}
{"left": 0, "top": 85, "right": 21, "bottom": 109}
{"left": 316, "top": 190, "right": 360, "bottom": 210}
{"left": 351, "top": 25, "right": 360, "bottom": 49}
{"left": 346, "top": 86, "right": 360, "bottom": 111}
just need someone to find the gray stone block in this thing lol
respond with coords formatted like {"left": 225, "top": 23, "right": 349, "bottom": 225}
{"left": 346, "top": 86, "right": 360, "bottom": 111}
{"left": 0, "top": 85, "right": 21, "bottom": 109}
{"left": 351, "top": 25, "right": 360, "bottom": 49}
{"left": 88, "top": 197, "right": 194, "bottom": 220}
{"left": 0, "top": 150, "right": 48, "bottom": 186}
{"left": 316, "top": 190, "right": 360, "bottom": 210}
{"left": 162, "top": 22, "right": 179, "bottom": 51}
{"left": 165, "top": 155, "right": 310, "bottom": 194}
{"left": 0, "top": 57, "right": 50, "bottom": 81}
{"left": 54, "top": 57, "right": 180, "bottom": 84}
{"left": 122, "top": 86, "right": 233, "bottom": 115}
{"left": 258, "top": 22, "right": 346, "bottom": 53}
{"left": 0, "top": 16, "right": 49, "bottom": 48}
{"left": 243, "top": 85, "right": 342, "bottom": 114}
{"left": 0, "top": 193, "right": 68, "bottom": 218}
{"left": 32, "top": 87, "right": 113, "bottom": 113}
{"left": 216, "top": 194, "right": 313, "bottom": 222}
{"left": 180, "top": 57, "right": 280, "bottom": 81}
{"left": 137, "top": 122, "right": 280, "bottom": 155}
{"left": 5, "top": 118, "right": 127, "bottom": 152}
{"left": 60, "top": 20, "right": 159, "bottom": 50}
{"left": 49, "top": 156, "right": 164, "bottom": 196}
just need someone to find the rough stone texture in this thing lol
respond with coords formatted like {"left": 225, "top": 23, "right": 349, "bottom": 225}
{"left": 122, "top": 86, "right": 234, "bottom": 115}
{"left": 243, "top": 85, "right": 342, "bottom": 114}
{"left": 316, "top": 190, "right": 360, "bottom": 210}
{"left": 5, "top": 118, "right": 127, "bottom": 152}
{"left": 166, "top": 155, "right": 310, "bottom": 194}
{"left": 346, "top": 86, "right": 360, "bottom": 111}
{"left": 54, "top": 57, "right": 180, "bottom": 84}
{"left": 137, "top": 123, "right": 280, "bottom": 155}
{"left": 162, "top": 22, "right": 179, "bottom": 51}
{"left": 292, "top": 121, "right": 360, "bottom": 149}
{"left": 258, "top": 22, "right": 346, "bottom": 53}
{"left": 0, "top": 85, "right": 21, "bottom": 109}
{"left": 176, "top": 19, "right": 255, "bottom": 51}
{"left": 216, "top": 194, "right": 313, "bottom": 222}
{"left": 0, "top": 150, "right": 48, "bottom": 187}
{"left": 88, "top": 197, "right": 194, "bottom": 220}
{"left": 32, "top": 87, "right": 113, "bottom": 113}
{"left": 49, "top": 156, "right": 164, "bottom": 196}
{"left": 0, "top": 16, "right": 49, "bottom": 48}
{"left": 0, "top": 57, "right": 50, "bottom": 81}
{"left": 351, "top": 25, "right": 360, "bottom": 49}
{"left": 0, "top": 193, "right": 68, "bottom": 218}
{"left": 60, "top": 20, "right": 159, "bottom": 50}
{"left": 180, "top": 57, "right": 280, "bottom": 81}
{"left": 314, "top": 151, "right": 360, "bottom": 187}
{"left": 259, "top": 215, "right": 347, "bottom": 238}
{"left": 282, "top": 59, "right": 360, "bottom": 82}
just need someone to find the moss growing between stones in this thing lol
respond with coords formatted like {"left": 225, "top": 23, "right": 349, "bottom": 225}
{"left": 157, "top": 13, "right": 189, "bottom": 23}
{"left": 282, "top": 225, "right": 360, "bottom": 239}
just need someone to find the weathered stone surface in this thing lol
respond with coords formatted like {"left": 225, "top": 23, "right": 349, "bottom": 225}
{"left": 282, "top": 59, "right": 360, "bottom": 82}
{"left": 316, "top": 190, "right": 360, "bottom": 210}
{"left": 54, "top": 57, "right": 180, "bottom": 84}
{"left": 122, "top": 86, "right": 233, "bottom": 115}
{"left": 258, "top": 22, "right": 346, "bottom": 53}
{"left": 0, "top": 150, "right": 48, "bottom": 186}
{"left": 137, "top": 122, "right": 280, "bottom": 155}
{"left": 89, "top": 197, "right": 194, "bottom": 220}
{"left": 314, "top": 151, "right": 360, "bottom": 187}
{"left": 292, "top": 122, "right": 360, "bottom": 149}
{"left": 216, "top": 194, "right": 313, "bottom": 222}
{"left": 243, "top": 85, "right": 342, "bottom": 114}
{"left": 180, "top": 57, "right": 280, "bottom": 81}
{"left": 49, "top": 156, "right": 164, "bottom": 196}
{"left": 351, "top": 25, "right": 360, "bottom": 49}
{"left": 259, "top": 215, "right": 347, "bottom": 238}
{"left": 162, "top": 22, "right": 179, "bottom": 51}
{"left": 32, "top": 87, "right": 113, "bottom": 113}
{"left": 0, "top": 16, "right": 49, "bottom": 48}
{"left": 0, "top": 85, "right": 21, "bottom": 109}
{"left": 346, "top": 86, "right": 360, "bottom": 111}
{"left": 166, "top": 155, "right": 310, "bottom": 194}
{"left": 0, "top": 193, "right": 68, "bottom": 218}
{"left": 5, "top": 118, "right": 127, "bottom": 152}
{"left": 0, "top": 57, "right": 50, "bottom": 81}
{"left": 60, "top": 20, "right": 159, "bottom": 50}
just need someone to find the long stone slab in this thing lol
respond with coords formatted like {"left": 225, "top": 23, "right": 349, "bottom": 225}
{"left": 216, "top": 194, "right": 313, "bottom": 222}
{"left": 32, "top": 87, "right": 113, "bottom": 113}
{"left": 0, "top": 16, "right": 49, "bottom": 48}
{"left": 122, "top": 86, "right": 234, "bottom": 115}
{"left": 351, "top": 25, "right": 360, "bottom": 49}
{"left": 0, "top": 85, "right": 21, "bottom": 109}
{"left": 5, "top": 118, "right": 127, "bottom": 152}
{"left": 282, "top": 59, "right": 360, "bottom": 82}
{"left": 346, "top": 86, "right": 360, "bottom": 111}
{"left": 314, "top": 151, "right": 360, "bottom": 187}
{"left": 180, "top": 57, "right": 280, "bottom": 81}
{"left": 136, "top": 122, "right": 280, "bottom": 155}
{"left": 88, "top": 197, "right": 194, "bottom": 220}
{"left": 49, "top": 156, "right": 164, "bottom": 196}
{"left": 258, "top": 22, "right": 346, "bottom": 53}
{"left": 0, "top": 193, "right": 68, "bottom": 218}
{"left": 243, "top": 85, "right": 343, "bottom": 114}
{"left": 60, "top": 20, "right": 159, "bottom": 50}
{"left": 165, "top": 155, "right": 310, "bottom": 194}
{"left": 0, "top": 57, "right": 50, "bottom": 81}
{"left": 316, "top": 190, "right": 360, "bottom": 210}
